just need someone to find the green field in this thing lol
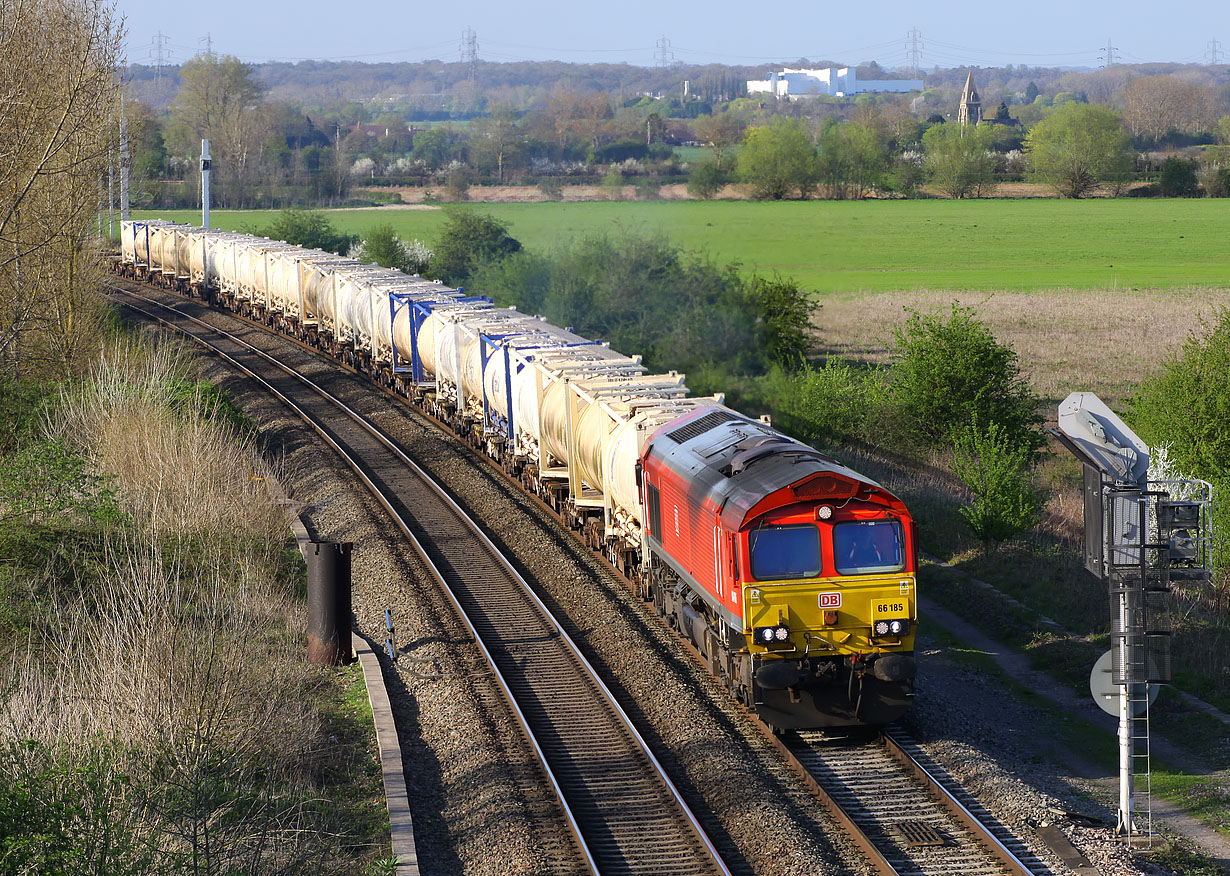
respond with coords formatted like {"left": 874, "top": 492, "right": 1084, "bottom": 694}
{"left": 139, "top": 199, "right": 1230, "bottom": 295}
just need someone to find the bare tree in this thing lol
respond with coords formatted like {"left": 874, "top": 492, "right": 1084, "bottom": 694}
{"left": 1123, "top": 75, "right": 1219, "bottom": 140}
{"left": 0, "top": 0, "right": 123, "bottom": 378}
{"left": 694, "top": 113, "right": 744, "bottom": 169}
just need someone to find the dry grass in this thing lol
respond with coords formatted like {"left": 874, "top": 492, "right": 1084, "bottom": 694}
{"left": 815, "top": 288, "right": 1230, "bottom": 409}
{"left": 52, "top": 338, "right": 288, "bottom": 551}
{"left": 0, "top": 339, "right": 377, "bottom": 874}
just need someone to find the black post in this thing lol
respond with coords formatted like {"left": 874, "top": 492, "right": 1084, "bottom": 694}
{"left": 307, "top": 541, "right": 353, "bottom": 666}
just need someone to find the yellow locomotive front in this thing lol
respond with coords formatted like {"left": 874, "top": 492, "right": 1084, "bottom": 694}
{"left": 738, "top": 494, "right": 918, "bottom": 729}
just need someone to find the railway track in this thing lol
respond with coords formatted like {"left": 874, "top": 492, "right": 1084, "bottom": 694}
{"left": 111, "top": 277, "right": 1069, "bottom": 876}
{"left": 108, "top": 282, "right": 732, "bottom": 876}
{"left": 781, "top": 727, "right": 1051, "bottom": 876}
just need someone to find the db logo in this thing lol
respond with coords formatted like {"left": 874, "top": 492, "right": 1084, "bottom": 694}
{"left": 818, "top": 592, "right": 842, "bottom": 608}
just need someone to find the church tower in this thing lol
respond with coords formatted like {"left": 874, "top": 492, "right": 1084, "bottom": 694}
{"left": 957, "top": 70, "right": 982, "bottom": 127}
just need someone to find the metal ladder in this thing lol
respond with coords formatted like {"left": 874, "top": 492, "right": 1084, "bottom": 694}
{"left": 1127, "top": 681, "right": 1153, "bottom": 844}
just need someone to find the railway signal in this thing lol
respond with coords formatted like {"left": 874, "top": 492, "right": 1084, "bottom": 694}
{"left": 1051, "top": 392, "right": 1213, "bottom": 842}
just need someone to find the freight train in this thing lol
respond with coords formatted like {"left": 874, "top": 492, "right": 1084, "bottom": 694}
{"left": 117, "top": 218, "right": 918, "bottom": 729}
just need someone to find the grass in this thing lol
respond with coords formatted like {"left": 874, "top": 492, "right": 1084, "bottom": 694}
{"left": 0, "top": 336, "right": 387, "bottom": 874}
{"left": 137, "top": 198, "right": 1230, "bottom": 296}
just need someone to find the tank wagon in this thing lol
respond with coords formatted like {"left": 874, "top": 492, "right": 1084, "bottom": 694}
{"left": 118, "top": 219, "right": 918, "bottom": 729}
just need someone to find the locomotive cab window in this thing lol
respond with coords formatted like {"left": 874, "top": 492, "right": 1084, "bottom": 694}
{"left": 749, "top": 524, "right": 821, "bottom": 581}
{"left": 833, "top": 520, "right": 904, "bottom": 575}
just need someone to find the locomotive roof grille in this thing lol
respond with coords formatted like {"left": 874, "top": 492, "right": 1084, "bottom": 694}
{"left": 664, "top": 410, "right": 739, "bottom": 444}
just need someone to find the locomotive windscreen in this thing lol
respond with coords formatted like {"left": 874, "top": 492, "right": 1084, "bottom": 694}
{"left": 833, "top": 520, "right": 904, "bottom": 575}
{"left": 749, "top": 524, "right": 821, "bottom": 580}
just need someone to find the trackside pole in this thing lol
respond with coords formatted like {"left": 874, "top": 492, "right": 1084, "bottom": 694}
{"left": 307, "top": 541, "right": 354, "bottom": 666}
{"left": 200, "top": 139, "right": 211, "bottom": 230}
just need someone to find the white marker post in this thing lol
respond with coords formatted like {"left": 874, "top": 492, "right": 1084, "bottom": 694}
{"left": 200, "top": 139, "right": 211, "bottom": 230}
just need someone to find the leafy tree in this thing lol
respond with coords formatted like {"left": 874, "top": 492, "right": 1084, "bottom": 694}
{"left": 1217, "top": 116, "right": 1230, "bottom": 146}
{"left": 889, "top": 303, "right": 1043, "bottom": 454}
{"left": 922, "top": 123, "right": 998, "bottom": 198}
{"left": 747, "top": 275, "right": 813, "bottom": 369}
{"left": 410, "top": 127, "right": 459, "bottom": 170}
{"left": 428, "top": 210, "right": 522, "bottom": 286}
{"left": 816, "top": 119, "right": 888, "bottom": 200}
{"left": 1159, "top": 156, "right": 1200, "bottom": 197}
{"left": 1024, "top": 102, "right": 1132, "bottom": 198}
{"left": 258, "top": 209, "right": 357, "bottom": 255}
{"left": 740, "top": 118, "right": 818, "bottom": 200}
{"left": 686, "top": 161, "right": 729, "bottom": 199}
{"left": 949, "top": 419, "right": 1047, "bottom": 544}
{"left": 1025, "top": 81, "right": 1040, "bottom": 102}
{"left": 1127, "top": 309, "right": 1230, "bottom": 489}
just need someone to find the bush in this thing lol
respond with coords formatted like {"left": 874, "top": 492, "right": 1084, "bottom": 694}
{"left": 1127, "top": 309, "right": 1230, "bottom": 489}
{"left": 356, "top": 224, "right": 432, "bottom": 275}
{"left": 1197, "top": 162, "right": 1230, "bottom": 198}
{"left": 427, "top": 209, "right": 522, "bottom": 286}
{"left": 600, "top": 167, "right": 625, "bottom": 198}
{"left": 747, "top": 275, "right": 813, "bottom": 370}
{"left": 949, "top": 419, "right": 1047, "bottom": 544}
{"left": 888, "top": 303, "right": 1043, "bottom": 454}
{"left": 1159, "top": 156, "right": 1201, "bottom": 197}
{"left": 687, "top": 161, "right": 728, "bottom": 199}
{"left": 444, "top": 165, "right": 472, "bottom": 201}
{"left": 257, "top": 209, "right": 357, "bottom": 255}
{"left": 537, "top": 177, "right": 563, "bottom": 200}
{"left": 767, "top": 361, "right": 878, "bottom": 448}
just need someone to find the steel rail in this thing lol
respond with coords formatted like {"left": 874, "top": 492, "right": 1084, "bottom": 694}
{"left": 882, "top": 730, "right": 1038, "bottom": 876}
{"left": 109, "top": 283, "right": 732, "bottom": 876}
{"left": 780, "top": 727, "right": 1049, "bottom": 876}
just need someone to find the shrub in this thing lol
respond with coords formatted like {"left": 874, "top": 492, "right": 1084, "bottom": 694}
{"left": 1197, "top": 162, "right": 1230, "bottom": 198}
{"left": 687, "top": 161, "right": 728, "bottom": 199}
{"left": 356, "top": 224, "right": 432, "bottom": 275}
{"left": 257, "top": 209, "right": 357, "bottom": 255}
{"left": 427, "top": 209, "right": 521, "bottom": 286}
{"left": 949, "top": 419, "right": 1047, "bottom": 544}
{"left": 747, "top": 275, "right": 814, "bottom": 370}
{"left": 537, "top": 177, "right": 563, "bottom": 200}
{"left": 600, "top": 167, "right": 625, "bottom": 198}
{"left": 768, "top": 361, "right": 877, "bottom": 448}
{"left": 1159, "top": 156, "right": 1201, "bottom": 197}
{"left": 888, "top": 303, "right": 1043, "bottom": 454}
{"left": 444, "top": 165, "right": 472, "bottom": 201}
{"left": 1127, "top": 309, "right": 1230, "bottom": 490}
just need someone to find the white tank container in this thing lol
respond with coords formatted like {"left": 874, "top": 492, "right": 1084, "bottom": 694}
{"left": 150, "top": 224, "right": 176, "bottom": 273}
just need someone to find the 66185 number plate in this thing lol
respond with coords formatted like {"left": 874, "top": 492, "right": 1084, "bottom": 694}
{"left": 872, "top": 598, "right": 909, "bottom": 617}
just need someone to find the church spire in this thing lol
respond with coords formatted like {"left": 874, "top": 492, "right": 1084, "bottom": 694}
{"left": 958, "top": 69, "right": 982, "bottom": 127}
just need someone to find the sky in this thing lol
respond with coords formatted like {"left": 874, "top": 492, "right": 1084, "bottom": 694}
{"left": 117, "top": 0, "right": 1228, "bottom": 71}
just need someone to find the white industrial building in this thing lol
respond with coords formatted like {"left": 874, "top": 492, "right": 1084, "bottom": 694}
{"left": 746, "top": 67, "right": 923, "bottom": 99}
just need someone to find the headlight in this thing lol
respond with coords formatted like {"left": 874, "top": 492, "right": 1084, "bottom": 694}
{"left": 753, "top": 625, "right": 791, "bottom": 646}
{"left": 872, "top": 618, "right": 910, "bottom": 639}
